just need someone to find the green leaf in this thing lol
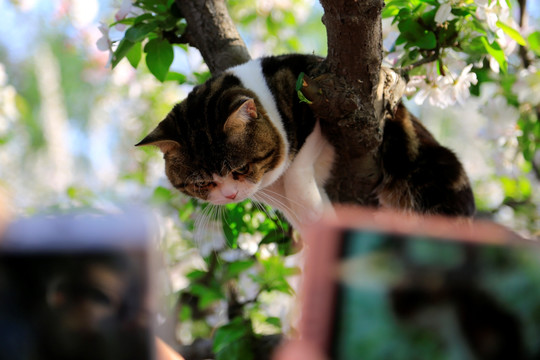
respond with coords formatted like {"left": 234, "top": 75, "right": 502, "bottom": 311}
{"left": 190, "top": 283, "right": 224, "bottom": 309}
{"left": 420, "top": 8, "right": 436, "bottom": 28}
{"left": 463, "top": 36, "right": 487, "bottom": 54}
{"left": 527, "top": 31, "right": 540, "bottom": 56}
{"left": 213, "top": 317, "right": 254, "bottom": 360}
{"left": 438, "top": 19, "right": 458, "bottom": 47}
{"left": 496, "top": 21, "right": 527, "bottom": 46}
{"left": 451, "top": 7, "right": 472, "bottom": 16}
{"left": 260, "top": 230, "right": 287, "bottom": 245}
{"left": 178, "top": 199, "right": 195, "bottom": 222}
{"left": 382, "top": 5, "right": 400, "bottom": 19}
{"left": 111, "top": 38, "right": 135, "bottom": 68}
{"left": 152, "top": 185, "right": 173, "bottom": 203}
{"left": 295, "top": 72, "right": 305, "bottom": 91}
{"left": 156, "top": 4, "right": 168, "bottom": 13}
{"left": 397, "top": 19, "right": 437, "bottom": 50}
{"left": 501, "top": 177, "right": 532, "bottom": 201}
{"left": 481, "top": 37, "right": 507, "bottom": 73}
{"left": 165, "top": 71, "right": 187, "bottom": 83}
{"left": 227, "top": 260, "right": 255, "bottom": 277}
{"left": 222, "top": 218, "right": 239, "bottom": 248}
{"left": 126, "top": 41, "right": 142, "bottom": 68}
{"left": 133, "top": 13, "right": 155, "bottom": 25}
{"left": 193, "top": 71, "right": 211, "bottom": 83}
{"left": 396, "top": 8, "right": 412, "bottom": 21}
{"left": 110, "top": 17, "right": 136, "bottom": 27}
{"left": 186, "top": 269, "right": 207, "bottom": 281}
{"left": 297, "top": 90, "right": 312, "bottom": 104}
{"left": 125, "top": 21, "right": 159, "bottom": 42}
{"left": 265, "top": 316, "right": 282, "bottom": 329}
{"left": 144, "top": 38, "right": 174, "bottom": 82}
{"left": 414, "top": 31, "right": 437, "bottom": 50}
{"left": 255, "top": 256, "right": 299, "bottom": 294}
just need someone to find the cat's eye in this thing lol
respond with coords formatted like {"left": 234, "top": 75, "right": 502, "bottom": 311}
{"left": 194, "top": 181, "right": 215, "bottom": 189}
{"left": 233, "top": 164, "right": 250, "bottom": 175}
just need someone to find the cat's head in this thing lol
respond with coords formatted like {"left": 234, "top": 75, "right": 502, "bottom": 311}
{"left": 136, "top": 73, "right": 286, "bottom": 205}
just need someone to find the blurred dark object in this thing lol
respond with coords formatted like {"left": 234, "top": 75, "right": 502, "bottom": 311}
{"left": 0, "top": 211, "right": 155, "bottom": 360}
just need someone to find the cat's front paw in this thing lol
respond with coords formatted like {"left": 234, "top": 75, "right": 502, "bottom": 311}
{"left": 297, "top": 201, "right": 337, "bottom": 228}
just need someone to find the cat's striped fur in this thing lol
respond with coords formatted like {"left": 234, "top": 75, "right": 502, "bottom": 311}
{"left": 378, "top": 103, "right": 475, "bottom": 216}
{"left": 137, "top": 54, "right": 475, "bottom": 231}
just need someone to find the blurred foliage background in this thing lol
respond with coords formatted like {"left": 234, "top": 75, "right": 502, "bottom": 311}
{"left": 0, "top": 0, "right": 539, "bottom": 358}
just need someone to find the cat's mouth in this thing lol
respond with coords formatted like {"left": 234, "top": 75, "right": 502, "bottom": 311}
{"left": 208, "top": 193, "right": 249, "bottom": 205}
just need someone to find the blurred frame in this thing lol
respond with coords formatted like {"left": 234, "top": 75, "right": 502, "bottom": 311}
{"left": 294, "top": 206, "right": 529, "bottom": 360}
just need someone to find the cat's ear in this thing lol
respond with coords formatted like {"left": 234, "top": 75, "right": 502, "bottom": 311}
{"left": 135, "top": 120, "right": 180, "bottom": 154}
{"left": 223, "top": 98, "right": 258, "bottom": 134}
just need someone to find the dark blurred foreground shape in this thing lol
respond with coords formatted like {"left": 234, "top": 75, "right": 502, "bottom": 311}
{"left": 0, "top": 211, "right": 156, "bottom": 360}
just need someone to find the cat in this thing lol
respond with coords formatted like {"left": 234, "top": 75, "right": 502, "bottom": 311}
{"left": 136, "top": 54, "right": 475, "bottom": 231}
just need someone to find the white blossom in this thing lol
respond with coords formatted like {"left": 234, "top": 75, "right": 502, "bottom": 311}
{"left": 195, "top": 220, "right": 226, "bottom": 257}
{"left": 405, "top": 76, "right": 425, "bottom": 96}
{"left": 435, "top": 2, "right": 456, "bottom": 24}
{"left": 96, "top": 22, "right": 113, "bottom": 66}
{"left": 238, "top": 267, "right": 261, "bottom": 302}
{"left": 205, "top": 300, "right": 228, "bottom": 327}
{"left": 414, "top": 75, "right": 453, "bottom": 108}
{"left": 475, "top": 0, "right": 510, "bottom": 32}
{"left": 478, "top": 96, "right": 520, "bottom": 141}
{"left": 114, "top": 0, "right": 143, "bottom": 30}
{"left": 490, "top": 138, "right": 523, "bottom": 176}
{"left": 237, "top": 232, "right": 261, "bottom": 255}
{"left": 0, "top": 64, "right": 18, "bottom": 134}
{"left": 384, "top": 49, "right": 404, "bottom": 67}
{"left": 512, "top": 67, "right": 540, "bottom": 105}
{"left": 450, "top": 64, "right": 478, "bottom": 104}
{"left": 411, "top": 62, "right": 478, "bottom": 108}
{"left": 220, "top": 248, "right": 248, "bottom": 262}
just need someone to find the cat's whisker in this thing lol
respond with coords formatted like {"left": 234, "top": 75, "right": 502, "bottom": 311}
{"left": 194, "top": 203, "right": 218, "bottom": 245}
{"left": 193, "top": 205, "right": 209, "bottom": 243}
{"left": 257, "top": 189, "right": 307, "bottom": 215}
{"left": 251, "top": 200, "right": 287, "bottom": 237}
{"left": 258, "top": 188, "right": 311, "bottom": 211}
{"left": 255, "top": 191, "right": 300, "bottom": 225}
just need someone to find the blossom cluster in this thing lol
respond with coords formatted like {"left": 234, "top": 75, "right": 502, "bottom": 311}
{"left": 407, "top": 62, "right": 478, "bottom": 108}
{"left": 400, "top": 0, "right": 518, "bottom": 109}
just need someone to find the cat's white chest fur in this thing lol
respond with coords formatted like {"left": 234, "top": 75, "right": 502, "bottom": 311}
{"left": 262, "top": 121, "right": 335, "bottom": 230}
{"left": 230, "top": 59, "right": 335, "bottom": 231}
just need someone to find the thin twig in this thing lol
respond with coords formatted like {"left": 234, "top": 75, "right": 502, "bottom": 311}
{"left": 398, "top": 52, "right": 439, "bottom": 77}
{"left": 518, "top": 0, "right": 532, "bottom": 68}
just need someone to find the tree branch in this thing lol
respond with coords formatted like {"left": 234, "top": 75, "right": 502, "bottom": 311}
{"left": 175, "top": 0, "right": 251, "bottom": 73}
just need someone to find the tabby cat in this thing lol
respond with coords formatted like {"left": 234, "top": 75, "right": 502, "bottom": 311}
{"left": 136, "top": 54, "right": 475, "bottom": 231}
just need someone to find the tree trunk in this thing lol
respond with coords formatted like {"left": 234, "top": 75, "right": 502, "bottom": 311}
{"left": 313, "top": 0, "right": 385, "bottom": 205}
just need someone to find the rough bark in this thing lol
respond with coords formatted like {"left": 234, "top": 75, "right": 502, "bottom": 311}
{"left": 311, "top": 0, "right": 386, "bottom": 205}
{"left": 175, "top": 0, "right": 251, "bottom": 73}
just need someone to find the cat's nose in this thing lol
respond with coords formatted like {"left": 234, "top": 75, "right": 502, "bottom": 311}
{"left": 225, "top": 192, "right": 238, "bottom": 200}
